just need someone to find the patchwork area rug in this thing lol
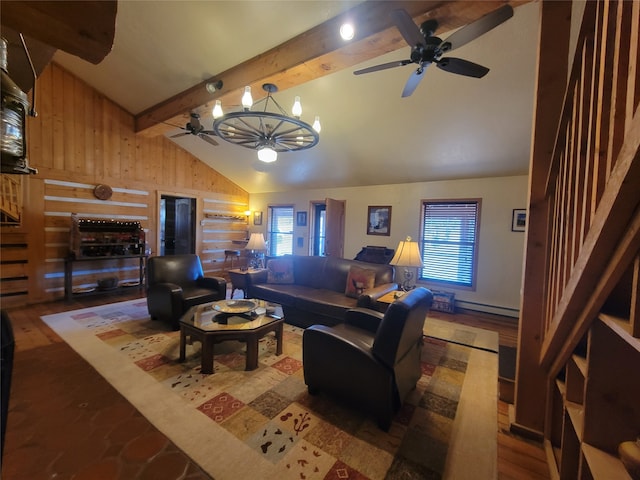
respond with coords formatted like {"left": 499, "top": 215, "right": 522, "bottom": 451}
{"left": 42, "top": 299, "right": 497, "bottom": 480}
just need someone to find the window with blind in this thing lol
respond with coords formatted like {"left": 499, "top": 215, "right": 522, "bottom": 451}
{"left": 268, "top": 206, "right": 294, "bottom": 256}
{"left": 419, "top": 200, "right": 480, "bottom": 288}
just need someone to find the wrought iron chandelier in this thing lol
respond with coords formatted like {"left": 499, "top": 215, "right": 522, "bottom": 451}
{"left": 211, "top": 83, "right": 321, "bottom": 163}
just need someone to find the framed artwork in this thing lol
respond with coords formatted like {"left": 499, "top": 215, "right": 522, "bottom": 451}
{"left": 296, "top": 211, "right": 307, "bottom": 227}
{"left": 253, "top": 211, "right": 263, "bottom": 226}
{"left": 511, "top": 209, "right": 526, "bottom": 232}
{"left": 367, "top": 206, "right": 391, "bottom": 236}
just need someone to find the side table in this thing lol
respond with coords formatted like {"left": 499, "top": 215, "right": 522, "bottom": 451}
{"left": 374, "top": 290, "right": 407, "bottom": 312}
{"left": 228, "top": 268, "right": 266, "bottom": 299}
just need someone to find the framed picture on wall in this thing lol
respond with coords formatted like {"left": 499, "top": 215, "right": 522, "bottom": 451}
{"left": 511, "top": 209, "right": 526, "bottom": 232}
{"left": 254, "top": 211, "right": 263, "bottom": 226}
{"left": 296, "top": 211, "right": 307, "bottom": 226}
{"left": 367, "top": 206, "right": 391, "bottom": 236}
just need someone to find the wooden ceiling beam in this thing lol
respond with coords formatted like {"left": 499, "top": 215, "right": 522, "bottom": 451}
{"left": 0, "top": 1, "right": 117, "bottom": 65}
{"left": 135, "top": 0, "right": 530, "bottom": 136}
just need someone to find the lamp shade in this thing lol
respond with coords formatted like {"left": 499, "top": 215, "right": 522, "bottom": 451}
{"left": 245, "top": 233, "right": 266, "bottom": 251}
{"left": 390, "top": 236, "right": 423, "bottom": 268}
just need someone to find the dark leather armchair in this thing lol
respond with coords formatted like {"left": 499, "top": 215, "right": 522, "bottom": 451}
{"left": 303, "top": 287, "right": 433, "bottom": 430}
{"left": 146, "top": 254, "right": 226, "bottom": 330}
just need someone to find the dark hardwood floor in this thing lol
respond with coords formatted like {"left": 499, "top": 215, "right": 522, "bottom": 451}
{"left": 2, "top": 290, "right": 549, "bottom": 479}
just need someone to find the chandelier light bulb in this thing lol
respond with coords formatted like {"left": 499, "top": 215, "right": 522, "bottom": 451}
{"left": 257, "top": 146, "right": 277, "bottom": 163}
{"left": 241, "top": 86, "right": 253, "bottom": 110}
{"left": 340, "top": 23, "right": 355, "bottom": 41}
{"left": 296, "top": 136, "right": 304, "bottom": 146}
{"left": 312, "top": 116, "right": 322, "bottom": 133}
{"left": 292, "top": 96, "right": 302, "bottom": 118}
{"left": 212, "top": 100, "right": 223, "bottom": 119}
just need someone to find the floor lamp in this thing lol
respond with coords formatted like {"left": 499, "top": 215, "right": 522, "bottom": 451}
{"left": 245, "top": 233, "right": 267, "bottom": 269}
{"left": 390, "top": 236, "right": 424, "bottom": 291}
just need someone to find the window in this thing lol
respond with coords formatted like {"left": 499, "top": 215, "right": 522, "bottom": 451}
{"left": 268, "top": 206, "right": 294, "bottom": 256}
{"left": 419, "top": 200, "right": 480, "bottom": 288}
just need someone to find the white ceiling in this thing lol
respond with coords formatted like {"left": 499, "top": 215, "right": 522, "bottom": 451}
{"left": 54, "top": 1, "right": 540, "bottom": 194}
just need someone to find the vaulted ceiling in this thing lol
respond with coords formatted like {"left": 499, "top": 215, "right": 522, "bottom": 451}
{"left": 2, "top": 1, "right": 540, "bottom": 193}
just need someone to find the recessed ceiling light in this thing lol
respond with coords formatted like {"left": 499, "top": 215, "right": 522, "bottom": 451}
{"left": 340, "top": 23, "right": 355, "bottom": 41}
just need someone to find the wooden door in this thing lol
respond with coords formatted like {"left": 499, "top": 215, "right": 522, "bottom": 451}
{"left": 174, "top": 198, "right": 195, "bottom": 254}
{"left": 324, "top": 198, "right": 345, "bottom": 258}
{"left": 160, "top": 195, "right": 195, "bottom": 255}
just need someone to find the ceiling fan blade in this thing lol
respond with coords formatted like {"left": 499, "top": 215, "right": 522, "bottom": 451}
{"left": 437, "top": 57, "right": 489, "bottom": 78}
{"left": 390, "top": 9, "right": 425, "bottom": 47}
{"left": 202, "top": 130, "right": 217, "bottom": 136}
{"left": 170, "top": 132, "right": 190, "bottom": 138}
{"left": 354, "top": 59, "right": 412, "bottom": 75}
{"left": 199, "top": 134, "right": 219, "bottom": 146}
{"left": 440, "top": 5, "right": 513, "bottom": 52}
{"left": 402, "top": 66, "right": 428, "bottom": 98}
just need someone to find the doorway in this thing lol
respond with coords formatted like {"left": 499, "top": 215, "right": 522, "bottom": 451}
{"left": 160, "top": 195, "right": 196, "bottom": 256}
{"left": 312, "top": 203, "right": 326, "bottom": 255}
{"left": 310, "top": 198, "right": 344, "bottom": 257}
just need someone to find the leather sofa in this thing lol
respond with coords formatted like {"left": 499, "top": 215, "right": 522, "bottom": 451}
{"left": 146, "top": 254, "right": 227, "bottom": 330}
{"left": 302, "top": 287, "right": 434, "bottom": 430}
{"left": 245, "top": 255, "right": 397, "bottom": 328}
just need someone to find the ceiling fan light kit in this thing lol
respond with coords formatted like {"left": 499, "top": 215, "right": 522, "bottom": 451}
{"left": 211, "top": 83, "right": 320, "bottom": 163}
{"left": 354, "top": 5, "right": 514, "bottom": 97}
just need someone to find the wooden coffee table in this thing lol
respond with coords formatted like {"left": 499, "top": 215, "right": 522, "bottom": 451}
{"left": 179, "top": 300, "right": 283, "bottom": 374}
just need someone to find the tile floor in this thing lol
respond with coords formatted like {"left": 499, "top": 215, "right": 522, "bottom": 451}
{"left": 2, "top": 340, "right": 211, "bottom": 480}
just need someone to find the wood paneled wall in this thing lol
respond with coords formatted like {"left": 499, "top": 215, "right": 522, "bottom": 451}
{"left": 0, "top": 63, "right": 249, "bottom": 307}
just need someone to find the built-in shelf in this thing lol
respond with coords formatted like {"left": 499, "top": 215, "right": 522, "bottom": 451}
{"left": 547, "top": 251, "right": 639, "bottom": 480}
{"left": 565, "top": 401, "right": 584, "bottom": 440}
{"left": 572, "top": 355, "right": 587, "bottom": 377}
{"left": 599, "top": 313, "right": 640, "bottom": 352}
{"left": 549, "top": 315, "right": 640, "bottom": 479}
{"left": 582, "top": 444, "right": 633, "bottom": 479}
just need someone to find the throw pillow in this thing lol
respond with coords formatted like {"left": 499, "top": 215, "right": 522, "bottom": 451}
{"left": 345, "top": 266, "right": 376, "bottom": 298}
{"left": 267, "top": 258, "right": 295, "bottom": 284}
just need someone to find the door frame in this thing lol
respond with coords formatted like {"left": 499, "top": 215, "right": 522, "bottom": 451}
{"left": 157, "top": 191, "right": 198, "bottom": 256}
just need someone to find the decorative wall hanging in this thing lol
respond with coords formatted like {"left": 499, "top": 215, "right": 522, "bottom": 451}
{"left": 367, "top": 206, "right": 391, "bottom": 236}
{"left": 511, "top": 209, "right": 526, "bottom": 232}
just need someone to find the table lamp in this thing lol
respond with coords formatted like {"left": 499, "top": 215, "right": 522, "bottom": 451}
{"left": 389, "top": 236, "right": 424, "bottom": 291}
{"left": 245, "top": 233, "right": 267, "bottom": 269}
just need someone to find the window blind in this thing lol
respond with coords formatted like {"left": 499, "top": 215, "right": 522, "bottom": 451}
{"left": 268, "top": 206, "right": 294, "bottom": 256}
{"left": 420, "top": 201, "right": 479, "bottom": 287}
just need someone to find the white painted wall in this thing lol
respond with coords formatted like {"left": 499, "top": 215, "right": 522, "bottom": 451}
{"left": 249, "top": 175, "right": 527, "bottom": 317}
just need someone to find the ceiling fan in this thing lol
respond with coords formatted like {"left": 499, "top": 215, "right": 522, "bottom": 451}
{"left": 170, "top": 112, "right": 218, "bottom": 146}
{"left": 354, "top": 5, "right": 514, "bottom": 97}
